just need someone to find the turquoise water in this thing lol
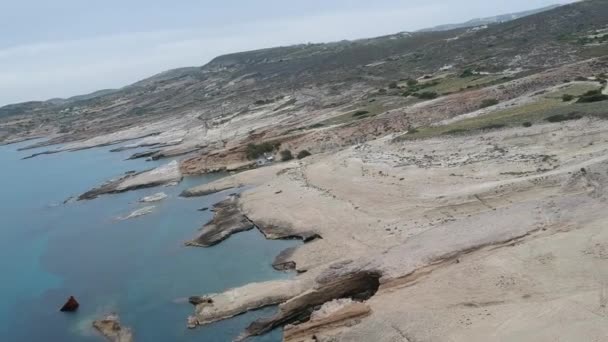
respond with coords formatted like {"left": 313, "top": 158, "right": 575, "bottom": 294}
{"left": 0, "top": 141, "right": 294, "bottom": 341}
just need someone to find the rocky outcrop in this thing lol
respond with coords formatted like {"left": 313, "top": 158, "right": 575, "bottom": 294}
{"left": 240, "top": 271, "right": 381, "bottom": 340}
{"left": 254, "top": 221, "right": 321, "bottom": 242}
{"left": 179, "top": 149, "right": 253, "bottom": 175}
{"left": 185, "top": 196, "right": 254, "bottom": 247}
{"left": 79, "top": 161, "right": 182, "bottom": 200}
{"left": 283, "top": 299, "right": 371, "bottom": 342}
{"left": 272, "top": 247, "right": 298, "bottom": 271}
{"left": 189, "top": 278, "right": 314, "bottom": 328}
{"left": 59, "top": 296, "right": 79, "bottom": 312}
{"left": 181, "top": 184, "right": 237, "bottom": 197}
{"left": 126, "top": 150, "right": 158, "bottom": 160}
{"left": 92, "top": 314, "right": 134, "bottom": 342}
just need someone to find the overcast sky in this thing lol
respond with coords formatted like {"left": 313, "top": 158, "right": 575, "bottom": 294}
{"left": 0, "top": 0, "right": 576, "bottom": 105}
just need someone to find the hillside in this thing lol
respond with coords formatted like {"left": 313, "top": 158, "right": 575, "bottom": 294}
{"left": 1, "top": 1, "right": 607, "bottom": 149}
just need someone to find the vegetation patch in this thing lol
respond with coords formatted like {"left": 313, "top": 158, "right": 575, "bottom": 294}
{"left": 297, "top": 150, "right": 312, "bottom": 159}
{"left": 254, "top": 95, "right": 285, "bottom": 106}
{"left": 460, "top": 69, "right": 475, "bottom": 78}
{"left": 479, "top": 99, "right": 499, "bottom": 108}
{"left": 420, "top": 74, "right": 509, "bottom": 95}
{"left": 396, "top": 97, "right": 608, "bottom": 142}
{"left": 576, "top": 89, "right": 608, "bottom": 103}
{"left": 246, "top": 142, "right": 279, "bottom": 160}
{"left": 352, "top": 110, "right": 370, "bottom": 117}
{"left": 545, "top": 112, "right": 583, "bottom": 122}
{"left": 280, "top": 150, "right": 293, "bottom": 161}
{"left": 562, "top": 94, "right": 575, "bottom": 102}
{"left": 416, "top": 91, "right": 439, "bottom": 100}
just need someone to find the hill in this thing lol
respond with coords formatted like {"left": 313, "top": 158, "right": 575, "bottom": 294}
{"left": 1, "top": 0, "right": 608, "bottom": 147}
{"left": 418, "top": 4, "right": 562, "bottom": 32}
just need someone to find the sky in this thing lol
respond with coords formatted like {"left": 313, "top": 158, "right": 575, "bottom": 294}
{"left": 0, "top": 0, "right": 577, "bottom": 106}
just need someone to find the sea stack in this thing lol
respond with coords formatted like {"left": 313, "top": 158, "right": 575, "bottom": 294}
{"left": 59, "top": 296, "right": 80, "bottom": 312}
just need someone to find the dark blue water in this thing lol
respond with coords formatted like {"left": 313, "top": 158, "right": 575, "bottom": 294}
{"left": 0, "top": 140, "right": 294, "bottom": 341}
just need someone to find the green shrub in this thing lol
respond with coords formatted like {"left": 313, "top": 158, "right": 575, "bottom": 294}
{"left": 576, "top": 89, "right": 608, "bottom": 103}
{"left": 480, "top": 123, "right": 506, "bottom": 130}
{"left": 562, "top": 94, "right": 575, "bottom": 102}
{"left": 577, "top": 94, "right": 608, "bottom": 103}
{"left": 545, "top": 112, "right": 583, "bottom": 123}
{"left": 460, "top": 69, "right": 474, "bottom": 78}
{"left": 297, "top": 150, "right": 312, "bottom": 159}
{"left": 417, "top": 91, "right": 439, "bottom": 100}
{"left": 522, "top": 122, "right": 532, "bottom": 127}
{"left": 406, "top": 79, "right": 418, "bottom": 87}
{"left": 479, "top": 99, "right": 499, "bottom": 108}
{"left": 280, "top": 150, "right": 293, "bottom": 161}
{"left": 352, "top": 110, "right": 370, "bottom": 117}
{"left": 388, "top": 82, "right": 398, "bottom": 89}
{"left": 575, "top": 76, "right": 588, "bottom": 81}
{"left": 246, "top": 142, "right": 278, "bottom": 160}
{"left": 582, "top": 89, "right": 602, "bottom": 96}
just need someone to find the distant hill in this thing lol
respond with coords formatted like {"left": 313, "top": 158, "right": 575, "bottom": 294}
{"left": 418, "top": 4, "right": 562, "bottom": 32}
{"left": 2, "top": 0, "right": 608, "bottom": 145}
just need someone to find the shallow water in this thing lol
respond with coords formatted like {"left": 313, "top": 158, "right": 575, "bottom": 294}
{"left": 0, "top": 141, "right": 294, "bottom": 341}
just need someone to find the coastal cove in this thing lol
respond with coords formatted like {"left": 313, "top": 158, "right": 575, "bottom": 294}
{"left": 0, "top": 140, "right": 295, "bottom": 341}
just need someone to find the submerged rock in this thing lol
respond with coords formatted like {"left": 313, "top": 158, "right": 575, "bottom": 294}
{"left": 59, "top": 296, "right": 80, "bottom": 312}
{"left": 118, "top": 206, "right": 155, "bottom": 220}
{"left": 139, "top": 192, "right": 168, "bottom": 203}
{"left": 92, "top": 314, "right": 134, "bottom": 342}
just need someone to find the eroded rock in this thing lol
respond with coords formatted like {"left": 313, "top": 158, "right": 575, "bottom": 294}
{"left": 241, "top": 271, "right": 381, "bottom": 339}
{"left": 79, "top": 161, "right": 182, "bottom": 200}
{"left": 283, "top": 299, "right": 371, "bottom": 342}
{"left": 185, "top": 196, "right": 254, "bottom": 247}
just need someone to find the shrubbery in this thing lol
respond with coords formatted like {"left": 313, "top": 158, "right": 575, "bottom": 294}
{"left": 479, "top": 99, "right": 499, "bottom": 108}
{"left": 246, "top": 142, "right": 278, "bottom": 160}
{"left": 352, "top": 110, "right": 370, "bottom": 117}
{"left": 297, "top": 150, "right": 312, "bottom": 159}
{"left": 417, "top": 91, "right": 439, "bottom": 100}
{"left": 545, "top": 112, "right": 583, "bottom": 123}
{"left": 562, "top": 94, "right": 574, "bottom": 102}
{"left": 280, "top": 150, "right": 293, "bottom": 161}
{"left": 460, "top": 69, "right": 474, "bottom": 78}
{"left": 576, "top": 89, "right": 608, "bottom": 103}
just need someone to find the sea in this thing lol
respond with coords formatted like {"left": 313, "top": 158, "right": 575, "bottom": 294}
{"left": 0, "top": 139, "right": 294, "bottom": 341}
